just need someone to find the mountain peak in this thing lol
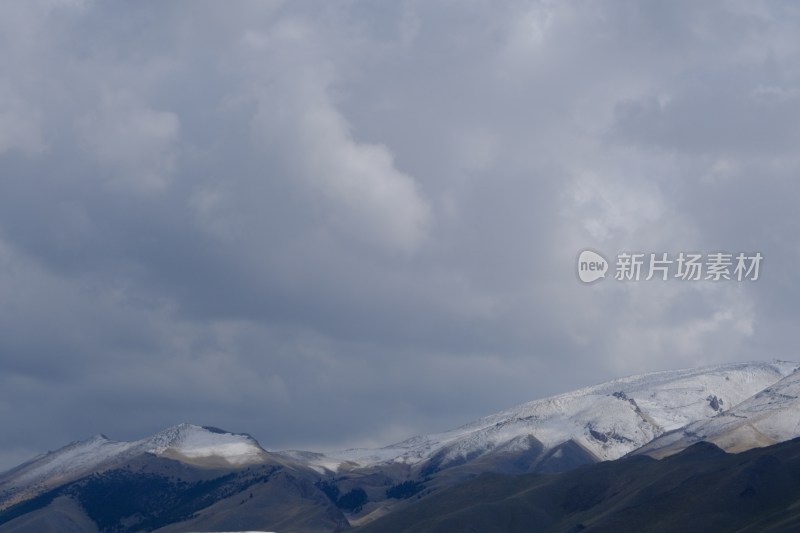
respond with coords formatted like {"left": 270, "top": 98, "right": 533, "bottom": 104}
{"left": 143, "top": 423, "right": 267, "bottom": 466}
{"left": 0, "top": 423, "right": 270, "bottom": 510}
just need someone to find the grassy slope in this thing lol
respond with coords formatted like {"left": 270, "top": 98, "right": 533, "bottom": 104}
{"left": 356, "top": 438, "right": 800, "bottom": 533}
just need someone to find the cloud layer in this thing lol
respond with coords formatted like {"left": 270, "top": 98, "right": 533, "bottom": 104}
{"left": 1, "top": 0, "right": 799, "bottom": 469}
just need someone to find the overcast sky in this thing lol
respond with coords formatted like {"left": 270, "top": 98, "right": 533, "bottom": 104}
{"left": 2, "top": 0, "right": 800, "bottom": 471}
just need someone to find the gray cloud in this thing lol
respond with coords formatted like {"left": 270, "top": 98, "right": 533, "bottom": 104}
{"left": 1, "top": 0, "right": 799, "bottom": 469}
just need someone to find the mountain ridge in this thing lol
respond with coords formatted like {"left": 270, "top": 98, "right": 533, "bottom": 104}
{"left": 281, "top": 360, "right": 799, "bottom": 473}
{"left": 4, "top": 360, "right": 800, "bottom": 532}
{"left": 0, "top": 423, "right": 277, "bottom": 512}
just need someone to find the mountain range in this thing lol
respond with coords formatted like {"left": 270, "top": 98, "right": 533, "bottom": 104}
{"left": 2, "top": 360, "right": 800, "bottom": 532}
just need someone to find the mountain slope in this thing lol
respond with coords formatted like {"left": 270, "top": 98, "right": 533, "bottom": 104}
{"left": 0, "top": 424, "right": 352, "bottom": 532}
{"left": 0, "top": 424, "right": 277, "bottom": 511}
{"left": 637, "top": 367, "right": 800, "bottom": 458}
{"left": 0, "top": 455, "right": 347, "bottom": 533}
{"left": 293, "top": 361, "right": 798, "bottom": 474}
{"left": 354, "top": 437, "right": 800, "bottom": 533}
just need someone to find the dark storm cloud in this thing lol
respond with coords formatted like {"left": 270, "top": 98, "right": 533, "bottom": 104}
{"left": 1, "top": 0, "right": 799, "bottom": 469}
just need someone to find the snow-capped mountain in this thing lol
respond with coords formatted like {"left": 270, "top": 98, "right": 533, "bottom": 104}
{"left": 4, "top": 361, "right": 800, "bottom": 532}
{"left": 289, "top": 361, "right": 799, "bottom": 472}
{"left": 0, "top": 424, "right": 271, "bottom": 510}
{"left": 637, "top": 367, "right": 800, "bottom": 458}
{"left": 5, "top": 361, "right": 799, "bottom": 503}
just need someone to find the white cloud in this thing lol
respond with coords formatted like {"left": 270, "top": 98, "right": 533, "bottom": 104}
{"left": 567, "top": 171, "right": 665, "bottom": 243}
{"left": 246, "top": 23, "right": 431, "bottom": 254}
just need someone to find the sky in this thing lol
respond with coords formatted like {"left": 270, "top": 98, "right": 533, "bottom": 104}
{"left": 2, "top": 0, "right": 800, "bottom": 471}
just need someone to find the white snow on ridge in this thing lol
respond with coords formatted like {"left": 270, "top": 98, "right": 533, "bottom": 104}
{"left": 0, "top": 424, "right": 267, "bottom": 502}
{"left": 276, "top": 450, "right": 353, "bottom": 475}
{"left": 314, "top": 361, "right": 799, "bottom": 469}
{"left": 638, "top": 367, "right": 800, "bottom": 456}
{"left": 2, "top": 435, "right": 132, "bottom": 488}
{"left": 145, "top": 424, "right": 266, "bottom": 466}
